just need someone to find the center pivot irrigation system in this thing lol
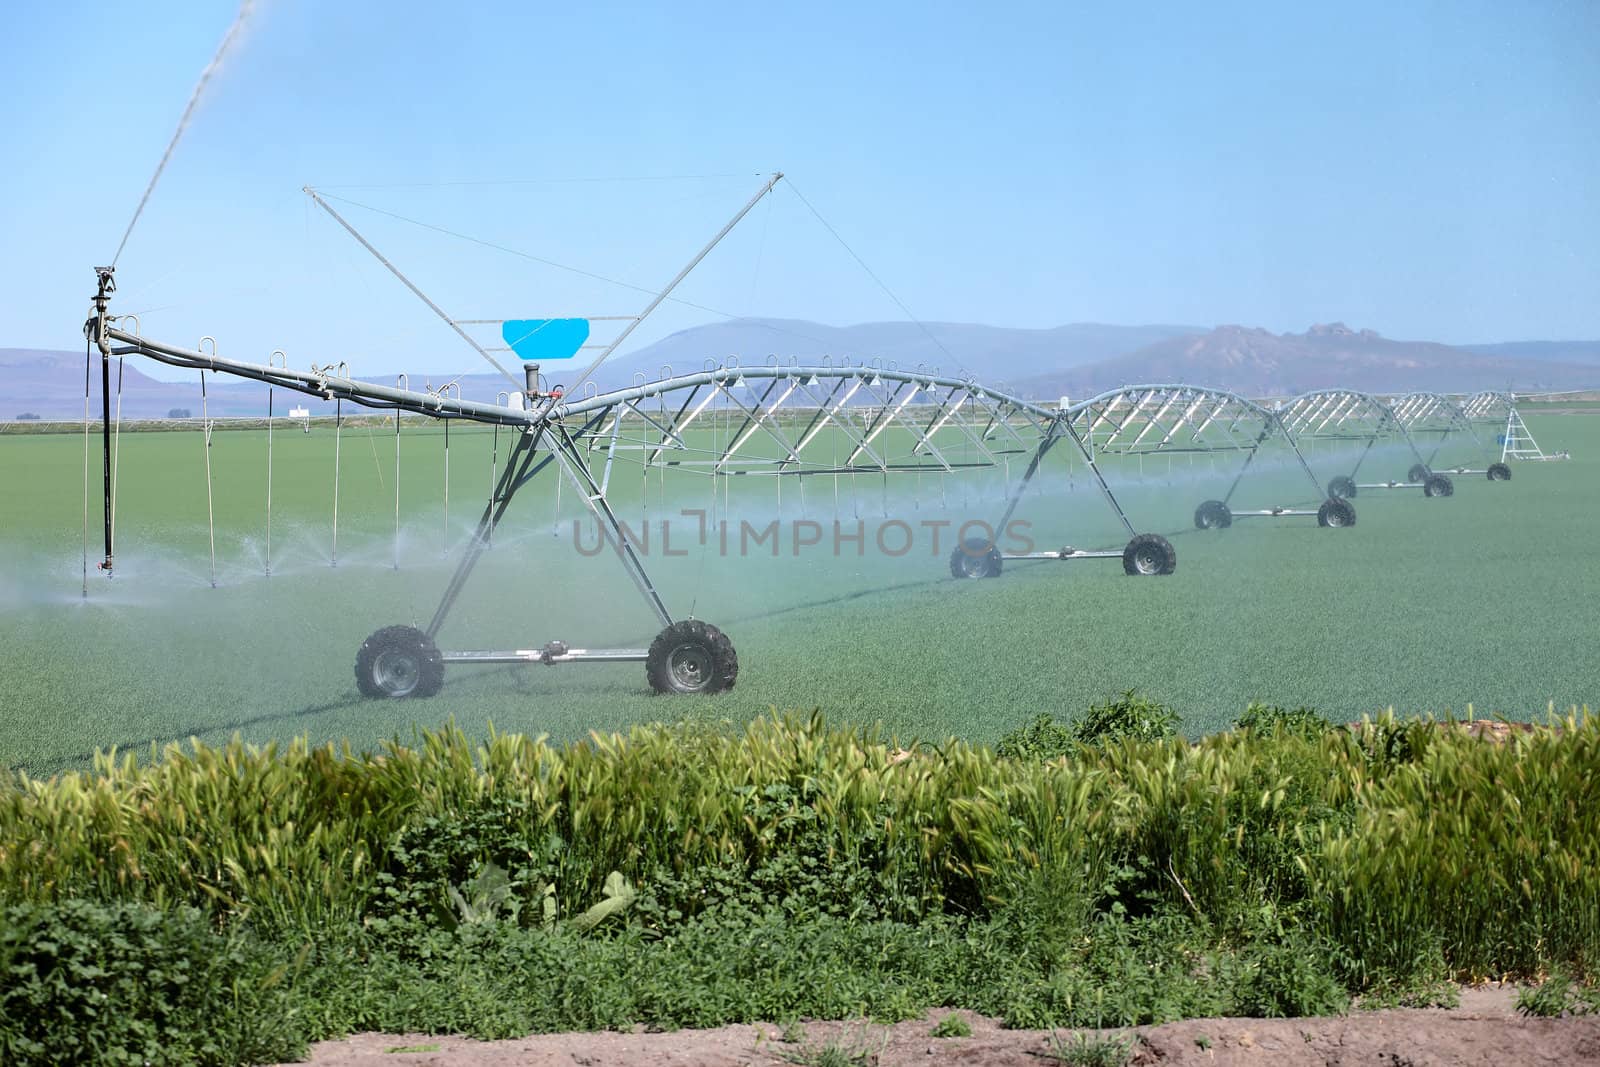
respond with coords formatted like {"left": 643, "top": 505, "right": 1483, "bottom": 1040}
{"left": 78, "top": 176, "right": 1176, "bottom": 698}
{"left": 1388, "top": 392, "right": 1513, "bottom": 490}
{"left": 1071, "top": 386, "right": 1355, "bottom": 537}
{"left": 83, "top": 167, "right": 1376, "bottom": 698}
{"left": 81, "top": 166, "right": 1556, "bottom": 701}
{"left": 1275, "top": 388, "right": 1514, "bottom": 500}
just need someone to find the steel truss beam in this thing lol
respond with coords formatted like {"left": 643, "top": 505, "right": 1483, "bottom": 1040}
{"left": 104, "top": 322, "right": 1346, "bottom": 572}
{"left": 1053, "top": 384, "right": 1331, "bottom": 532}
{"left": 1388, "top": 391, "right": 1488, "bottom": 472}
{"left": 1276, "top": 389, "right": 1436, "bottom": 490}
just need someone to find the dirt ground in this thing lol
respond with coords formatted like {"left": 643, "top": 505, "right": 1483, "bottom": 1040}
{"left": 283, "top": 986, "right": 1600, "bottom": 1066}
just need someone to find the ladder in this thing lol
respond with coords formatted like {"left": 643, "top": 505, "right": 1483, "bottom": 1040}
{"left": 1500, "top": 406, "right": 1567, "bottom": 461}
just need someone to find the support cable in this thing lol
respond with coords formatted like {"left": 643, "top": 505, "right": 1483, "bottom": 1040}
{"left": 786, "top": 181, "right": 959, "bottom": 369}
{"left": 312, "top": 173, "right": 798, "bottom": 390}
{"left": 569, "top": 171, "right": 783, "bottom": 389}
{"left": 317, "top": 171, "right": 760, "bottom": 191}
{"left": 304, "top": 189, "right": 521, "bottom": 390}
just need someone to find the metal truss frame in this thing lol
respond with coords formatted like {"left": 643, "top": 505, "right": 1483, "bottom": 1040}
{"left": 1055, "top": 384, "right": 1341, "bottom": 535}
{"left": 1387, "top": 391, "right": 1498, "bottom": 477}
{"left": 81, "top": 315, "right": 1105, "bottom": 687}
{"left": 98, "top": 294, "right": 1365, "bottom": 689}
{"left": 1275, "top": 388, "right": 1447, "bottom": 495}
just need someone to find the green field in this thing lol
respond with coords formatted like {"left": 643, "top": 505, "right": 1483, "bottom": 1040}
{"left": 2, "top": 412, "right": 1595, "bottom": 775}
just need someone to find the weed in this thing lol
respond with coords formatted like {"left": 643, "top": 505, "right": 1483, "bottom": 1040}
{"left": 1048, "top": 1029, "right": 1137, "bottom": 1066}
{"left": 0, "top": 899, "right": 304, "bottom": 1066}
{"left": 930, "top": 1014, "right": 972, "bottom": 1038}
{"left": 1357, "top": 979, "right": 1460, "bottom": 1011}
{"left": 1516, "top": 972, "right": 1600, "bottom": 1017}
{"left": 996, "top": 713, "right": 1076, "bottom": 761}
{"left": 1074, "top": 691, "right": 1181, "bottom": 745}
{"left": 777, "top": 1025, "right": 884, "bottom": 1066}
{"left": 2, "top": 711, "right": 1599, "bottom": 1054}
{"left": 1233, "top": 702, "right": 1333, "bottom": 737}
{"left": 1233, "top": 933, "right": 1349, "bottom": 1018}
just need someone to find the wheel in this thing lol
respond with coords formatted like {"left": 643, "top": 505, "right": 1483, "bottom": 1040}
{"left": 1194, "top": 499, "right": 1232, "bottom": 529}
{"left": 1122, "top": 533, "right": 1176, "bottom": 576}
{"left": 355, "top": 625, "right": 444, "bottom": 699}
{"left": 1407, "top": 463, "right": 1429, "bottom": 484}
{"left": 1317, "top": 498, "right": 1356, "bottom": 528}
{"left": 1327, "top": 476, "right": 1357, "bottom": 499}
{"left": 646, "top": 619, "right": 738, "bottom": 695}
{"left": 1487, "top": 463, "right": 1512, "bottom": 482}
{"left": 1423, "top": 473, "right": 1454, "bottom": 498}
{"left": 949, "top": 537, "right": 1003, "bottom": 579}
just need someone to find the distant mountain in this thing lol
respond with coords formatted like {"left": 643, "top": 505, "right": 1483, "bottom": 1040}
{"left": 7, "top": 320, "right": 1600, "bottom": 420}
{"left": 1459, "top": 340, "right": 1600, "bottom": 365}
{"left": 1012, "top": 323, "right": 1600, "bottom": 401}
{"left": 0, "top": 347, "right": 242, "bottom": 421}
{"left": 595, "top": 319, "right": 1202, "bottom": 386}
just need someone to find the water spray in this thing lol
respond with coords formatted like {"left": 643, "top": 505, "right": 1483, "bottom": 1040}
{"left": 110, "top": 0, "right": 258, "bottom": 268}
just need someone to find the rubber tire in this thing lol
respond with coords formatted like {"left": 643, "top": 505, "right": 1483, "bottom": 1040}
{"left": 1423, "top": 474, "right": 1454, "bottom": 498}
{"left": 1194, "top": 499, "right": 1233, "bottom": 529}
{"left": 1327, "top": 476, "right": 1357, "bottom": 499}
{"left": 949, "top": 538, "right": 1003, "bottom": 579}
{"left": 355, "top": 625, "right": 444, "bottom": 699}
{"left": 646, "top": 619, "right": 738, "bottom": 695}
{"left": 1487, "top": 463, "right": 1512, "bottom": 482}
{"left": 1122, "top": 533, "right": 1177, "bottom": 576}
{"left": 1317, "top": 498, "right": 1357, "bottom": 528}
{"left": 1408, "top": 463, "right": 1430, "bottom": 484}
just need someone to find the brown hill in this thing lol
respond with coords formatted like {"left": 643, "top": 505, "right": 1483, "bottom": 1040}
{"left": 1016, "top": 323, "right": 1600, "bottom": 400}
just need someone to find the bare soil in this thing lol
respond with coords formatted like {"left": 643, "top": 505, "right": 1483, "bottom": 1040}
{"left": 281, "top": 986, "right": 1600, "bottom": 1067}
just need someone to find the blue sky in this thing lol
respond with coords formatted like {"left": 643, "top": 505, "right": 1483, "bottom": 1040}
{"left": 3, "top": 0, "right": 1597, "bottom": 379}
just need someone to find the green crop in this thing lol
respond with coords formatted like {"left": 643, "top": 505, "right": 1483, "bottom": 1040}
{"left": 2, "top": 414, "right": 1597, "bottom": 775}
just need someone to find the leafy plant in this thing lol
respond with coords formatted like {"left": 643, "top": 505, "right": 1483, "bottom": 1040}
{"left": 1233, "top": 702, "right": 1333, "bottom": 737}
{"left": 0, "top": 899, "right": 303, "bottom": 1066}
{"left": 996, "top": 713, "right": 1076, "bottom": 761}
{"left": 1074, "top": 691, "right": 1181, "bottom": 745}
{"left": 446, "top": 860, "right": 520, "bottom": 926}
{"left": 1516, "top": 972, "right": 1600, "bottom": 1017}
{"left": 1233, "top": 934, "right": 1349, "bottom": 1017}
{"left": 930, "top": 1014, "right": 972, "bottom": 1037}
{"left": 996, "top": 692, "right": 1181, "bottom": 757}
